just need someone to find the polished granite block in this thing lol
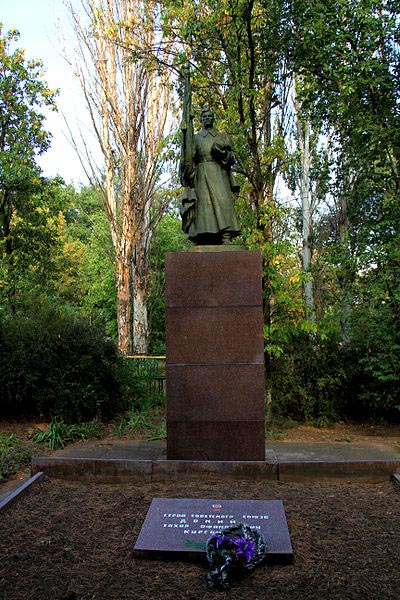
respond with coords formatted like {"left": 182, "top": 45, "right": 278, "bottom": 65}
{"left": 134, "top": 498, "right": 293, "bottom": 563}
{"left": 166, "top": 250, "right": 265, "bottom": 461}
{"left": 167, "top": 421, "right": 265, "bottom": 461}
{"left": 166, "top": 364, "right": 265, "bottom": 422}
{"left": 165, "top": 250, "right": 262, "bottom": 308}
{"left": 166, "top": 306, "right": 264, "bottom": 365}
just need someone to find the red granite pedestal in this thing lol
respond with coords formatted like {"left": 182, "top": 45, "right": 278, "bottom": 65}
{"left": 166, "top": 250, "right": 265, "bottom": 461}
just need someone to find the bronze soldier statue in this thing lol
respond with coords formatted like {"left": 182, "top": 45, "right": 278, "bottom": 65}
{"left": 180, "top": 68, "right": 240, "bottom": 245}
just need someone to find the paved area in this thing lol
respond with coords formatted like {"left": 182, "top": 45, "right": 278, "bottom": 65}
{"left": 50, "top": 438, "right": 400, "bottom": 463}
{"left": 31, "top": 438, "right": 400, "bottom": 484}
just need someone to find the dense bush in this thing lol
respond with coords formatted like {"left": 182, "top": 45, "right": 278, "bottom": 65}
{"left": 343, "top": 344, "right": 400, "bottom": 423}
{"left": 269, "top": 333, "right": 346, "bottom": 425}
{"left": 0, "top": 304, "right": 125, "bottom": 421}
{"left": 269, "top": 330, "right": 400, "bottom": 424}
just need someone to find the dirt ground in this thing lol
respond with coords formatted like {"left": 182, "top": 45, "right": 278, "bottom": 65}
{"left": 2, "top": 417, "right": 400, "bottom": 445}
{"left": 1, "top": 420, "right": 400, "bottom": 599}
{"left": 1, "top": 476, "right": 399, "bottom": 600}
{"left": 267, "top": 421, "right": 400, "bottom": 446}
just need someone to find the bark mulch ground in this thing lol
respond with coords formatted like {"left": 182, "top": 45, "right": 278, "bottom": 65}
{"left": 1, "top": 477, "right": 399, "bottom": 600}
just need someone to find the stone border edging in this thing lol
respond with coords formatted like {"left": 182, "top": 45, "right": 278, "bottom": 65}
{"left": 31, "top": 457, "right": 400, "bottom": 484}
{"left": 0, "top": 472, "right": 45, "bottom": 512}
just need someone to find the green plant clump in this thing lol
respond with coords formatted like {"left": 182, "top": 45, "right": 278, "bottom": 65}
{"left": 0, "top": 434, "right": 32, "bottom": 482}
{"left": 110, "top": 404, "right": 166, "bottom": 440}
{"left": 31, "top": 418, "right": 104, "bottom": 450}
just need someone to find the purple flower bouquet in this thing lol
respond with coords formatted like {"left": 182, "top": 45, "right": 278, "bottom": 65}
{"left": 205, "top": 523, "right": 267, "bottom": 590}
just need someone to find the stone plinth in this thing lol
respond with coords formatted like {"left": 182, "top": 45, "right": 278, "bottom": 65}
{"left": 166, "top": 250, "right": 265, "bottom": 461}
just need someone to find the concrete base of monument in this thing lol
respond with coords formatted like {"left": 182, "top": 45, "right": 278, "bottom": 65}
{"left": 30, "top": 450, "right": 400, "bottom": 484}
{"left": 133, "top": 497, "right": 293, "bottom": 564}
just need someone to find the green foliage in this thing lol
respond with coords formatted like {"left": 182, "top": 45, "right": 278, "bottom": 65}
{"left": 0, "top": 302, "right": 124, "bottom": 422}
{"left": 31, "top": 417, "right": 104, "bottom": 450}
{"left": 0, "top": 446, "right": 32, "bottom": 482}
{"left": 0, "top": 432, "right": 31, "bottom": 482}
{"left": 290, "top": 0, "right": 399, "bottom": 159}
{"left": 147, "top": 213, "right": 190, "bottom": 353}
{"left": 147, "top": 418, "right": 167, "bottom": 441}
{"left": 31, "top": 417, "right": 69, "bottom": 449}
{"left": 269, "top": 311, "right": 400, "bottom": 423}
{"left": 269, "top": 333, "right": 345, "bottom": 424}
{"left": 0, "top": 27, "right": 57, "bottom": 155}
{"left": 110, "top": 408, "right": 153, "bottom": 437}
{"left": 0, "top": 432, "right": 22, "bottom": 451}
{"left": 0, "top": 26, "right": 61, "bottom": 311}
{"left": 59, "top": 185, "right": 117, "bottom": 337}
{"left": 110, "top": 404, "right": 166, "bottom": 440}
{"left": 0, "top": 180, "right": 65, "bottom": 307}
{"left": 342, "top": 284, "right": 400, "bottom": 420}
{"left": 44, "top": 184, "right": 118, "bottom": 341}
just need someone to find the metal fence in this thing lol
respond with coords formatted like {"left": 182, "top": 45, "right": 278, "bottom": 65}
{"left": 124, "top": 355, "right": 166, "bottom": 395}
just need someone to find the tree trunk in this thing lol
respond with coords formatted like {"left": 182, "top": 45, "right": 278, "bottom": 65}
{"left": 336, "top": 151, "right": 357, "bottom": 347}
{"left": 132, "top": 274, "right": 148, "bottom": 355}
{"left": 293, "top": 89, "right": 316, "bottom": 322}
{"left": 116, "top": 259, "right": 132, "bottom": 355}
{"left": 1, "top": 194, "right": 16, "bottom": 314}
{"left": 299, "top": 121, "right": 315, "bottom": 320}
{"left": 131, "top": 240, "right": 149, "bottom": 355}
{"left": 338, "top": 189, "right": 351, "bottom": 346}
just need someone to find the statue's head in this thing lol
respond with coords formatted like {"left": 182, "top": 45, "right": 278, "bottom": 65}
{"left": 200, "top": 106, "right": 214, "bottom": 129}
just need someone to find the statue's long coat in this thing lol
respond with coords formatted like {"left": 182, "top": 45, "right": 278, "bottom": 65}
{"left": 186, "top": 128, "right": 239, "bottom": 241}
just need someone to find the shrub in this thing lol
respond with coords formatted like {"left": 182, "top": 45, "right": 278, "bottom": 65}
{"left": 0, "top": 303, "right": 124, "bottom": 421}
{"left": 342, "top": 341, "right": 400, "bottom": 422}
{"left": 268, "top": 333, "right": 346, "bottom": 424}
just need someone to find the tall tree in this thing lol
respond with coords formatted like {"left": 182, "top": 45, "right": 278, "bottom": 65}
{"left": 290, "top": 0, "right": 400, "bottom": 344}
{"left": 67, "top": 0, "right": 174, "bottom": 354}
{"left": 290, "top": 81, "right": 318, "bottom": 322}
{"left": 0, "top": 26, "right": 60, "bottom": 312}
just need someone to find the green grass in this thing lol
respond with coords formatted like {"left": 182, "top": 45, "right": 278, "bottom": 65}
{"left": 0, "top": 433, "right": 32, "bottom": 482}
{"left": 110, "top": 404, "right": 166, "bottom": 440}
{"left": 0, "top": 432, "right": 23, "bottom": 451}
{"left": 0, "top": 400, "right": 166, "bottom": 481}
{"left": 30, "top": 418, "right": 104, "bottom": 450}
{"left": 147, "top": 418, "right": 166, "bottom": 441}
{"left": 110, "top": 409, "right": 153, "bottom": 437}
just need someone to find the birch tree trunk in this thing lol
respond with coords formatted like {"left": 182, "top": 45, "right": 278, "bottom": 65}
{"left": 67, "top": 0, "right": 173, "bottom": 354}
{"left": 117, "top": 260, "right": 132, "bottom": 355}
{"left": 293, "top": 86, "right": 315, "bottom": 321}
{"left": 338, "top": 185, "right": 352, "bottom": 346}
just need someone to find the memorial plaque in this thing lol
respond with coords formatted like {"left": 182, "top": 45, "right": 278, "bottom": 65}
{"left": 134, "top": 498, "right": 293, "bottom": 563}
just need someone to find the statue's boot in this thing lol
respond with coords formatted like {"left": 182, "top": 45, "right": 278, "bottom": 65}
{"left": 221, "top": 232, "right": 231, "bottom": 245}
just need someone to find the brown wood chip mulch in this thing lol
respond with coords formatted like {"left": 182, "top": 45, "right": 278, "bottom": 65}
{"left": 1, "top": 478, "right": 399, "bottom": 600}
